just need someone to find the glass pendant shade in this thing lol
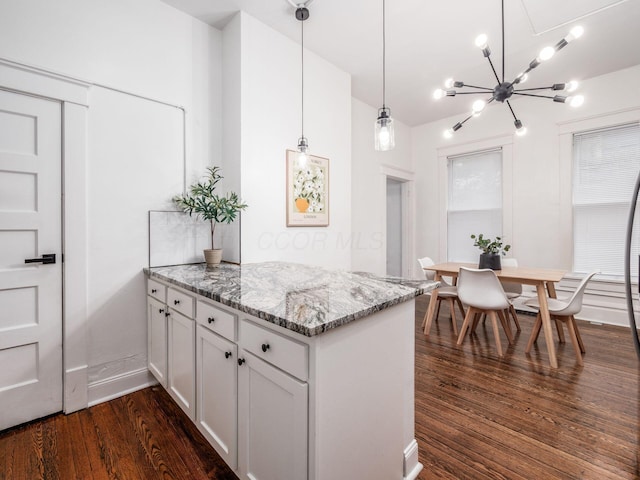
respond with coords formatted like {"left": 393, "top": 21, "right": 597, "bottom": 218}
{"left": 297, "top": 136, "right": 309, "bottom": 168}
{"left": 375, "top": 108, "right": 395, "bottom": 151}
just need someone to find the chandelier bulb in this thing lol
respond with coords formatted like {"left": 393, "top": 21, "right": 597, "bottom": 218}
{"left": 475, "top": 34, "right": 488, "bottom": 49}
{"left": 566, "top": 80, "right": 579, "bottom": 92}
{"left": 433, "top": 88, "right": 446, "bottom": 100}
{"left": 538, "top": 46, "right": 555, "bottom": 62}
{"left": 565, "top": 25, "right": 584, "bottom": 43}
{"left": 444, "top": 78, "right": 454, "bottom": 89}
{"left": 472, "top": 99, "right": 486, "bottom": 114}
{"left": 443, "top": 128, "right": 454, "bottom": 139}
{"left": 568, "top": 95, "right": 585, "bottom": 107}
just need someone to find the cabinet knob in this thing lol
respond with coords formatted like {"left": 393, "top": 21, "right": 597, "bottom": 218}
{"left": 261, "top": 343, "right": 270, "bottom": 353}
{"left": 174, "top": 299, "right": 180, "bottom": 305}
{"left": 208, "top": 317, "right": 215, "bottom": 324}
{"left": 159, "top": 308, "right": 165, "bottom": 314}
{"left": 151, "top": 288, "right": 157, "bottom": 294}
{"left": 165, "top": 311, "right": 170, "bottom": 317}
{"left": 237, "top": 358, "right": 245, "bottom": 366}
{"left": 225, "top": 351, "right": 232, "bottom": 359}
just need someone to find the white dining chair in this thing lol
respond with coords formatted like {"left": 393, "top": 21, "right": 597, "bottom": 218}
{"left": 524, "top": 270, "right": 598, "bottom": 366}
{"left": 418, "top": 256, "right": 464, "bottom": 335}
{"left": 456, "top": 267, "right": 514, "bottom": 357}
{"left": 500, "top": 257, "right": 522, "bottom": 331}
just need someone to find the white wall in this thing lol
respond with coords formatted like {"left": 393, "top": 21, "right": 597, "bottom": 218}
{"left": 229, "top": 12, "right": 353, "bottom": 269}
{"left": 412, "top": 64, "right": 640, "bottom": 325}
{"left": 351, "top": 98, "right": 413, "bottom": 276}
{"left": 0, "top": 0, "right": 221, "bottom": 404}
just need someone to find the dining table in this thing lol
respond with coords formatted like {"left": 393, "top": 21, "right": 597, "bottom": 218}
{"left": 422, "top": 262, "right": 566, "bottom": 368}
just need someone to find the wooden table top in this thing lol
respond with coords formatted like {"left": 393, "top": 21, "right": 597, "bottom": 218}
{"left": 423, "top": 262, "right": 566, "bottom": 284}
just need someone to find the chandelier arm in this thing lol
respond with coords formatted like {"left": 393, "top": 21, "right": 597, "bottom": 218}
{"left": 505, "top": 100, "right": 518, "bottom": 122}
{"left": 486, "top": 56, "right": 501, "bottom": 85}
{"left": 514, "top": 87, "right": 554, "bottom": 92}
{"left": 460, "top": 84, "right": 494, "bottom": 91}
{"left": 451, "top": 91, "right": 494, "bottom": 95}
{"left": 501, "top": 0, "right": 505, "bottom": 82}
{"left": 512, "top": 92, "right": 555, "bottom": 99}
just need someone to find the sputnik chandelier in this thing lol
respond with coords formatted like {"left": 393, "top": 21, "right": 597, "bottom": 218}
{"left": 433, "top": 0, "right": 585, "bottom": 138}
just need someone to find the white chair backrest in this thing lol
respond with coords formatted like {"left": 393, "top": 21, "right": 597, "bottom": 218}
{"left": 501, "top": 258, "right": 522, "bottom": 295}
{"left": 418, "top": 256, "right": 436, "bottom": 281}
{"left": 457, "top": 267, "right": 510, "bottom": 310}
{"left": 553, "top": 270, "right": 599, "bottom": 316}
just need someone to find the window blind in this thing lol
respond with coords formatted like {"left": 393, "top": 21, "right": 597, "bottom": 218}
{"left": 573, "top": 122, "right": 640, "bottom": 278}
{"left": 447, "top": 148, "right": 503, "bottom": 262}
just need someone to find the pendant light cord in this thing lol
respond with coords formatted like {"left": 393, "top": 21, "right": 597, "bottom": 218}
{"left": 301, "top": 16, "right": 305, "bottom": 138}
{"left": 382, "top": 0, "right": 386, "bottom": 109}
{"left": 501, "top": 0, "right": 505, "bottom": 83}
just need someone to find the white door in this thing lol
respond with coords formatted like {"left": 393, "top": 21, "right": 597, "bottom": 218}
{"left": 386, "top": 177, "right": 403, "bottom": 277}
{"left": 0, "top": 89, "right": 62, "bottom": 430}
{"left": 147, "top": 296, "right": 168, "bottom": 387}
{"left": 167, "top": 310, "right": 195, "bottom": 420}
{"left": 196, "top": 325, "right": 238, "bottom": 469}
{"left": 238, "top": 352, "right": 308, "bottom": 480}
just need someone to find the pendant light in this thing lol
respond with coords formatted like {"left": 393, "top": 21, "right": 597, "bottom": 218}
{"left": 295, "top": 3, "right": 310, "bottom": 168}
{"left": 433, "top": 0, "right": 585, "bottom": 138}
{"left": 375, "top": 0, "right": 394, "bottom": 151}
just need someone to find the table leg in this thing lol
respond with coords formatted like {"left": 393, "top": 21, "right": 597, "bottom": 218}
{"left": 423, "top": 273, "right": 441, "bottom": 336}
{"left": 536, "top": 283, "right": 558, "bottom": 368}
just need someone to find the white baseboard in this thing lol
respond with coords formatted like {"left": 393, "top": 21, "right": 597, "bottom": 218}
{"left": 404, "top": 439, "right": 423, "bottom": 480}
{"left": 64, "top": 365, "right": 88, "bottom": 414}
{"left": 87, "top": 367, "right": 157, "bottom": 407}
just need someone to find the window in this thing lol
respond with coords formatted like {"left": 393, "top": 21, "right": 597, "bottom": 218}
{"left": 573, "top": 123, "right": 640, "bottom": 278}
{"left": 447, "top": 148, "right": 503, "bottom": 262}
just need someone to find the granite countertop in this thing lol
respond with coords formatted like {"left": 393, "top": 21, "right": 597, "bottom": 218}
{"left": 144, "top": 262, "right": 438, "bottom": 337}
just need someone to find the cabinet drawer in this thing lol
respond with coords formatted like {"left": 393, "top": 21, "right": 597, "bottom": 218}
{"left": 240, "top": 320, "right": 308, "bottom": 381}
{"left": 147, "top": 278, "right": 166, "bottom": 303}
{"left": 197, "top": 300, "right": 236, "bottom": 341}
{"left": 168, "top": 287, "right": 195, "bottom": 319}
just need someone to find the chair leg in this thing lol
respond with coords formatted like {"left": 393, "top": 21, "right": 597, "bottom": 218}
{"left": 471, "top": 312, "right": 482, "bottom": 332}
{"left": 555, "top": 317, "right": 566, "bottom": 343}
{"left": 570, "top": 315, "right": 586, "bottom": 353}
{"left": 498, "top": 310, "right": 514, "bottom": 344}
{"left": 435, "top": 298, "right": 442, "bottom": 323}
{"left": 457, "top": 307, "right": 476, "bottom": 346}
{"left": 455, "top": 297, "right": 466, "bottom": 320}
{"left": 565, "top": 316, "right": 584, "bottom": 366}
{"left": 447, "top": 298, "right": 459, "bottom": 336}
{"left": 525, "top": 313, "right": 542, "bottom": 354}
{"left": 488, "top": 310, "right": 504, "bottom": 357}
{"left": 509, "top": 304, "right": 521, "bottom": 331}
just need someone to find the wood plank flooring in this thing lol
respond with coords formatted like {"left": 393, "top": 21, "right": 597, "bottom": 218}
{"left": 1, "top": 295, "right": 638, "bottom": 479}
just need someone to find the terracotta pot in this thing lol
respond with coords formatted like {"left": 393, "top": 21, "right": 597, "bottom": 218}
{"left": 204, "top": 249, "right": 223, "bottom": 266}
{"left": 479, "top": 253, "right": 501, "bottom": 270}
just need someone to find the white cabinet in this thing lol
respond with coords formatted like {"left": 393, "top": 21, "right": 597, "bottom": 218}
{"left": 147, "top": 296, "right": 168, "bottom": 387}
{"left": 167, "top": 286, "right": 196, "bottom": 420}
{"left": 237, "top": 351, "right": 308, "bottom": 480}
{"left": 196, "top": 324, "right": 238, "bottom": 469}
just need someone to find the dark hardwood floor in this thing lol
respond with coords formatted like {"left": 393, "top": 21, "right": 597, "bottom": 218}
{"left": 1, "top": 295, "right": 638, "bottom": 479}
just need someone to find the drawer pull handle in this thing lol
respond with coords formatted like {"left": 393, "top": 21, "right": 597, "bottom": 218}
{"left": 261, "top": 343, "right": 270, "bottom": 353}
{"left": 225, "top": 351, "right": 232, "bottom": 359}
{"left": 159, "top": 308, "right": 165, "bottom": 314}
{"left": 174, "top": 299, "right": 180, "bottom": 305}
{"left": 208, "top": 317, "right": 215, "bottom": 324}
{"left": 151, "top": 288, "right": 157, "bottom": 294}
{"left": 237, "top": 358, "right": 245, "bottom": 366}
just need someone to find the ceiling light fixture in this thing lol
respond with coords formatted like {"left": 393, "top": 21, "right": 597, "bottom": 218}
{"left": 374, "top": 0, "right": 394, "bottom": 151}
{"left": 291, "top": 1, "right": 313, "bottom": 167}
{"left": 434, "top": 0, "right": 585, "bottom": 138}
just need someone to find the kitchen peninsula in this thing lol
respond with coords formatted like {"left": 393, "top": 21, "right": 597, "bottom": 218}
{"left": 144, "top": 262, "right": 435, "bottom": 480}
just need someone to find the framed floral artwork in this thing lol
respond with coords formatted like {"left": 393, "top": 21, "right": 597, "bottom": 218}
{"left": 286, "top": 149, "right": 329, "bottom": 227}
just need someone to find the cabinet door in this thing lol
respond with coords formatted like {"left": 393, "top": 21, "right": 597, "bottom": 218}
{"left": 196, "top": 325, "right": 238, "bottom": 469}
{"left": 147, "top": 297, "right": 168, "bottom": 387}
{"left": 168, "top": 309, "right": 195, "bottom": 419}
{"left": 238, "top": 352, "right": 308, "bottom": 480}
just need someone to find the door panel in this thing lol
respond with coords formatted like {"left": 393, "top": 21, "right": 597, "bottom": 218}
{"left": 0, "top": 89, "right": 62, "bottom": 431}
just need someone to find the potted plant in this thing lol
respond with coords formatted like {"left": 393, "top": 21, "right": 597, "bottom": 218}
{"left": 470, "top": 233, "right": 511, "bottom": 270}
{"left": 173, "top": 166, "right": 247, "bottom": 266}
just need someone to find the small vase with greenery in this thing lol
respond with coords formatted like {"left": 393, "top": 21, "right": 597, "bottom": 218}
{"left": 470, "top": 233, "right": 511, "bottom": 270}
{"left": 173, "top": 166, "right": 247, "bottom": 266}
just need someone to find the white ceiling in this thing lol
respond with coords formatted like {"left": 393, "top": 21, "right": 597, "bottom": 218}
{"left": 160, "top": 0, "right": 640, "bottom": 126}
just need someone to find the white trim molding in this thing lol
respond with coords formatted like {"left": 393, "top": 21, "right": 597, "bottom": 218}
{"left": 88, "top": 368, "right": 158, "bottom": 407}
{"left": 403, "top": 439, "right": 423, "bottom": 480}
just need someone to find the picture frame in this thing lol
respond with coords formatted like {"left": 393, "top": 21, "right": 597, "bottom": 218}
{"left": 286, "top": 149, "right": 330, "bottom": 227}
